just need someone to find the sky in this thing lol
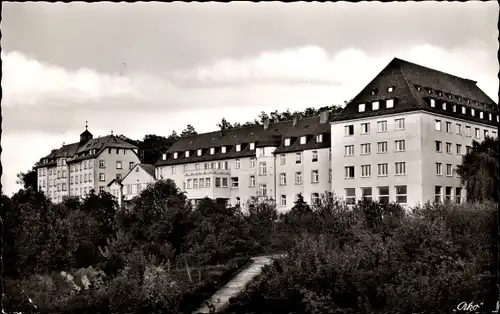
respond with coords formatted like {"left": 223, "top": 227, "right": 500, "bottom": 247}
{"left": 2, "top": 1, "right": 499, "bottom": 196}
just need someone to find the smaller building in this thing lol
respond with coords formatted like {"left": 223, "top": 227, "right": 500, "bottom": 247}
{"left": 107, "top": 179, "right": 123, "bottom": 207}
{"left": 121, "top": 163, "right": 157, "bottom": 203}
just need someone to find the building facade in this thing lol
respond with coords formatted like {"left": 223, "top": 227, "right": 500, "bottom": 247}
{"left": 36, "top": 128, "right": 141, "bottom": 203}
{"left": 331, "top": 57, "right": 498, "bottom": 208}
{"left": 121, "top": 164, "right": 156, "bottom": 202}
{"left": 155, "top": 113, "right": 334, "bottom": 212}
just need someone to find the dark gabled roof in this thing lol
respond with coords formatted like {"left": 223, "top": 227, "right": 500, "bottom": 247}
{"left": 140, "top": 164, "right": 156, "bottom": 178}
{"left": 37, "top": 132, "right": 139, "bottom": 168}
{"left": 107, "top": 178, "right": 123, "bottom": 187}
{"left": 155, "top": 113, "right": 335, "bottom": 167}
{"left": 334, "top": 57, "right": 498, "bottom": 127}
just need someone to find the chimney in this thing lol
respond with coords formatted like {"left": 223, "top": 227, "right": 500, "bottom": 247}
{"left": 293, "top": 114, "right": 299, "bottom": 127}
{"left": 319, "top": 111, "right": 330, "bottom": 124}
{"left": 263, "top": 117, "right": 270, "bottom": 130}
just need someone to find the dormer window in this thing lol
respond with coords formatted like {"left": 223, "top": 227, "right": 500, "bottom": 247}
{"left": 466, "top": 99, "right": 470, "bottom": 104}
{"left": 497, "top": 115, "right": 499, "bottom": 123}
{"left": 210, "top": 147, "right": 215, "bottom": 155}
{"left": 300, "top": 136, "right": 307, "bottom": 145}
{"left": 358, "top": 104, "right": 366, "bottom": 112}
{"left": 174, "top": 152, "right": 178, "bottom": 159}
{"left": 185, "top": 151, "right": 190, "bottom": 158}
{"left": 386, "top": 99, "right": 394, "bottom": 108}
{"left": 452, "top": 105, "right": 456, "bottom": 113}
{"left": 462, "top": 106, "right": 466, "bottom": 114}
{"left": 471, "top": 108, "right": 475, "bottom": 117}
{"left": 447, "top": 94, "right": 452, "bottom": 99}
{"left": 197, "top": 149, "right": 202, "bottom": 156}
{"left": 316, "top": 134, "right": 323, "bottom": 143}
{"left": 430, "top": 99, "right": 436, "bottom": 108}
{"left": 221, "top": 146, "right": 227, "bottom": 154}
{"left": 249, "top": 143, "right": 255, "bottom": 150}
{"left": 415, "top": 85, "right": 422, "bottom": 91}
{"left": 387, "top": 86, "right": 394, "bottom": 93}
{"left": 438, "top": 91, "right": 443, "bottom": 97}
{"left": 372, "top": 101, "right": 380, "bottom": 111}
{"left": 162, "top": 153, "right": 167, "bottom": 160}
{"left": 442, "top": 102, "right": 447, "bottom": 110}
{"left": 489, "top": 113, "right": 492, "bottom": 121}
{"left": 236, "top": 144, "right": 241, "bottom": 152}
{"left": 284, "top": 138, "right": 291, "bottom": 146}
{"left": 479, "top": 111, "right": 484, "bottom": 119}
{"left": 370, "top": 89, "right": 377, "bottom": 96}
{"left": 427, "top": 88, "right": 432, "bottom": 93}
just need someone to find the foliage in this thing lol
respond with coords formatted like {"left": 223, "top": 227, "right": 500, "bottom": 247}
{"left": 457, "top": 136, "right": 499, "bottom": 202}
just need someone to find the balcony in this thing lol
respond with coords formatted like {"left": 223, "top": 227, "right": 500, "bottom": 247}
{"left": 185, "top": 168, "right": 230, "bottom": 177}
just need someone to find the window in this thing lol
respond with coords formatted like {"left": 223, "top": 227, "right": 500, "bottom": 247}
{"left": 185, "top": 151, "right": 190, "bottom": 158}
{"left": 193, "top": 179, "right": 199, "bottom": 189}
{"left": 345, "top": 166, "right": 355, "bottom": 179}
{"left": 489, "top": 113, "right": 493, "bottom": 121}
{"left": 395, "top": 185, "right": 407, "bottom": 204}
{"left": 184, "top": 164, "right": 189, "bottom": 171}
{"left": 455, "top": 187, "right": 462, "bottom": 204}
{"left": 249, "top": 142, "right": 255, "bottom": 150}
{"left": 296, "top": 152, "right": 302, "bottom": 164}
{"left": 311, "top": 170, "right": 319, "bottom": 183}
{"left": 445, "top": 122, "right": 451, "bottom": 133}
{"left": 108, "top": 148, "right": 112, "bottom": 155}
{"left": 474, "top": 127, "right": 480, "bottom": 139}
{"left": 361, "top": 143, "right": 371, "bottom": 155}
{"left": 312, "top": 150, "right": 318, "bottom": 162}
{"left": 445, "top": 142, "right": 453, "bottom": 154}
{"left": 445, "top": 187, "right": 452, "bottom": 202}
{"left": 345, "top": 145, "right": 354, "bottom": 156}
{"left": 395, "top": 140, "right": 405, "bottom": 152}
{"left": 280, "top": 173, "right": 287, "bottom": 185}
{"left": 462, "top": 106, "right": 466, "bottom": 114}
{"left": 186, "top": 179, "right": 192, "bottom": 189}
{"left": 116, "top": 161, "right": 122, "bottom": 169}
{"left": 84, "top": 174, "right": 88, "bottom": 182}
{"left": 378, "top": 186, "right": 390, "bottom": 204}
{"left": 377, "top": 121, "right": 387, "bottom": 132}
{"left": 456, "top": 144, "right": 462, "bottom": 155}
{"left": 435, "top": 120, "right": 441, "bottom": 131}
{"left": 222, "top": 161, "right": 229, "bottom": 170}
{"left": 361, "top": 165, "right": 371, "bottom": 177}
{"left": 250, "top": 158, "right": 256, "bottom": 168}
{"left": 210, "top": 148, "right": 215, "bottom": 155}
{"left": 430, "top": 99, "right": 436, "bottom": 107}
{"left": 377, "top": 163, "right": 388, "bottom": 176}
{"left": 99, "top": 173, "right": 105, "bottom": 182}
{"left": 465, "top": 126, "right": 471, "bottom": 137}
{"left": 361, "top": 123, "right": 370, "bottom": 134}
{"left": 280, "top": 154, "right": 286, "bottom": 165}
{"left": 361, "top": 187, "right": 372, "bottom": 201}
{"left": 99, "top": 160, "right": 105, "bottom": 168}
{"left": 329, "top": 169, "right": 332, "bottom": 182}
{"left": 316, "top": 134, "right": 323, "bottom": 143}
{"left": 221, "top": 146, "right": 227, "bottom": 154}
{"left": 436, "top": 163, "right": 443, "bottom": 175}
{"left": 311, "top": 193, "right": 320, "bottom": 205}
{"left": 435, "top": 141, "right": 442, "bottom": 153}
{"left": 214, "top": 177, "right": 222, "bottom": 188}
{"left": 466, "top": 146, "right": 472, "bottom": 154}
{"left": 249, "top": 175, "right": 255, "bottom": 187}
{"left": 395, "top": 162, "right": 406, "bottom": 175}
{"left": 295, "top": 172, "right": 302, "bottom": 184}
{"left": 386, "top": 99, "right": 394, "bottom": 108}
{"left": 345, "top": 125, "right": 354, "bottom": 136}
{"left": 198, "top": 178, "right": 204, "bottom": 188}
{"left": 195, "top": 163, "right": 200, "bottom": 171}
{"left": 480, "top": 111, "right": 484, "bottom": 119}
{"left": 84, "top": 161, "right": 88, "bottom": 169}
{"left": 377, "top": 141, "right": 388, "bottom": 154}
{"left": 329, "top": 148, "right": 332, "bottom": 161}
{"left": 471, "top": 108, "right": 475, "bottom": 117}
{"left": 259, "top": 184, "right": 267, "bottom": 197}
{"left": 284, "top": 138, "right": 291, "bottom": 146}
{"left": 358, "top": 103, "right": 366, "bottom": 112}
{"left": 456, "top": 124, "right": 461, "bottom": 135}
{"left": 372, "top": 101, "right": 380, "bottom": 111}
{"left": 395, "top": 118, "right": 405, "bottom": 130}
{"left": 446, "top": 164, "right": 452, "bottom": 176}
{"left": 387, "top": 86, "right": 394, "bottom": 92}
{"left": 205, "top": 178, "right": 211, "bottom": 188}
{"left": 484, "top": 130, "right": 489, "bottom": 138}
{"left": 222, "top": 178, "right": 228, "bottom": 188}
{"left": 280, "top": 195, "right": 287, "bottom": 206}
{"left": 345, "top": 188, "right": 356, "bottom": 205}
{"left": 442, "top": 102, "right": 447, "bottom": 110}
{"left": 259, "top": 162, "right": 267, "bottom": 175}
{"left": 434, "top": 186, "right": 442, "bottom": 203}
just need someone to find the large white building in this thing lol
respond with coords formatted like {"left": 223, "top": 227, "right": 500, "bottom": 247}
{"left": 36, "top": 127, "right": 141, "bottom": 203}
{"left": 156, "top": 57, "right": 498, "bottom": 211}
{"left": 330, "top": 57, "right": 498, "bottom": 208}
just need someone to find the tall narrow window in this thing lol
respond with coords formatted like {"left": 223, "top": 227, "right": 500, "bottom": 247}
{"left": 395, "top": 185, "right": 407, "bottom": 204}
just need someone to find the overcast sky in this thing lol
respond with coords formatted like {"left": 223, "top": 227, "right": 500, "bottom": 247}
{"left": 2, "top": 2, "right": 498, "bottom": 195}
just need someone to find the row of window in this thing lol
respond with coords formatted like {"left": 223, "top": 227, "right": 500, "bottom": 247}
{"left": 345, "top": 140, "right": 406, "bottom": 156}
{"left": 344, "top": 185, "right": 407, "bottom": 204}
{"left": 279, "top": 192, "right": 331, "bottom": 206}
{"left": 107, "top": 148, "right": 128, "bottom": 155}
{"left": 345, "top": 118, "right": 405, "bottom": 136}
{"left": 166, "top": 134, "right": 326, "bottom": 161}
{"left": 434, "top": 119, "right": 497, "bottom": 139}
{"left": 125, "top": 183, "right": 148, "bottom": 195}
{"left": 434, "top": 186, "right": 463, "bottom": 203}
{"left": 435, "top": 163, "right": 460, "bottom": 177}
{"left": 39, "top": 160, "right": 136, "bottom": 178}
{"left": 357, "top": 98, "right": 396, "bottom": 113}
{"left": 435, "top": 141, "right": 472, "bottom": 155}
{"left": 345, "top": 162, "right": 407, "bottom": 178}
{"left": 428, "top": 95, "right": 499, "bottom": 123}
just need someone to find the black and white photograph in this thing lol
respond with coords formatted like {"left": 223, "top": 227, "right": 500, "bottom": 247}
{"left": 1, "top": 1, "right": 499, "bottom": 313}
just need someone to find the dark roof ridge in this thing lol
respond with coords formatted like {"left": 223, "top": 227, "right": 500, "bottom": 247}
{"left": 393, "top": 57, "right": 477, "bottom": 84}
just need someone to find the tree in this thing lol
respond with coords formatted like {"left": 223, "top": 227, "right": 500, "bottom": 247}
{"left": 457, "top": 136, "right": 498, "bottom": 203}
{"left": 139, "top": 133, "right": 179, "bottom": 164}
{"left": 16, "top": 162, "right": 40, "bottom": 190}
{"left": 217, "top": 118, "right": 234, "bottom": 131}
{"left": 180, "top": 124, "right": 197, "bottom": 137}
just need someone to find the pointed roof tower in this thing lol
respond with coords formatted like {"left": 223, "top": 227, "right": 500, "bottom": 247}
{"left": 80, "top": 120, "right": 93, "bottom": 144}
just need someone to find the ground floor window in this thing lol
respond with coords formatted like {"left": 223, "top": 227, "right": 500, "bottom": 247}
{"left": 345, "top": 188, "right": 356, "bottom": 205}
{"left": 434, "top": 186, "right": 442, "bottom": 203}
{"left": 361, "top": 187, "right": 372, "bottom": 202}
{"left": 280, "top": 195, "right": 287, "bottom": 206}
{"left": 395, "top": 185, "right": 407, "bottom": 204}
{"left": 445, "top": 186, "right": 452, "bottom": 202}
{"left": 311, "top": 193, "right": 320, "bottom": 205}
{"left": 455, "top": 187, "right": 462, "bottom": 203}
{"left": 378, "top": 186, "right": 389, "bottom": 204}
